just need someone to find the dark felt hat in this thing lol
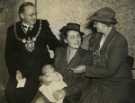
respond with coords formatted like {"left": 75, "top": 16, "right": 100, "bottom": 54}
{"left": 87, "top": 7, "right": 117, "bottom": 27}
{"left": 60, "top": 23, "right": 84, "bottom": 37}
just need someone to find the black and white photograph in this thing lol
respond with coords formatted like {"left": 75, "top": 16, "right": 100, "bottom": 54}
{"left": 0, "top": 0, "right": 135, "bottom": 103}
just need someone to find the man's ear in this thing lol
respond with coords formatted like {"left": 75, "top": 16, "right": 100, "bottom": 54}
{"left": 64, "top": 39, "right": 68, "bottom": 44}
{"left": 20, "top": 13, "right": 24, "bottom": 20}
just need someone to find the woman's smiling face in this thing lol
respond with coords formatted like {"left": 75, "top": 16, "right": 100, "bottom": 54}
{"left": 65, "top": 30, "right": 81, "bottom": 49}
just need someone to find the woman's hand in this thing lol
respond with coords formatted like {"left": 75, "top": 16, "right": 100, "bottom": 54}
{"left": 71, "top": 65, "right": 86, "bottom": 74}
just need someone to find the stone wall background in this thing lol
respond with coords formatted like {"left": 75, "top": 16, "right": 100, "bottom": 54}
{"left": 36, "top": 0, "right": 135, "bottom": 60}
{"left": 0, "top": 0, "right": 135, "bottom": 101}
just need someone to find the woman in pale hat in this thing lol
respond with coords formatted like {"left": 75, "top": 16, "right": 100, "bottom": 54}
{"left": 79, "top": 7, "right": 132, "bottom": 103}
{"left": 55, "top": 23, "right": 90, "bottom": 103}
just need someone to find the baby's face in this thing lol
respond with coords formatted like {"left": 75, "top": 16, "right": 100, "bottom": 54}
{"left": 42, "top": 65, "right": 55, "bottom": 75}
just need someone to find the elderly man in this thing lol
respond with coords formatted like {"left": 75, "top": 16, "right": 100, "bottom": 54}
{"left": 79, "top": 7, "right": 132, "bottom": 103}
{"left": 5, "top": 2, "right": 61, "bottom": 103}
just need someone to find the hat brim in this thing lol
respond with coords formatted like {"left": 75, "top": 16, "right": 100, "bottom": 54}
{"left": 60, "top": 28, "right": 84, "bottom": 36}
{"left": 67, "top": 28, "right": 84, "bottom": 36}
{"left": 90, "top": 15, "right": 117, "bottom": 25}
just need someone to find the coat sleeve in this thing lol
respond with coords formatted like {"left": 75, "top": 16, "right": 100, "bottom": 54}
{"left": 85, "top": 37, "right": 128, "bottom": 78}
{"left": 5, "top": 26, "right": 18, "bottom": 77}
{"left": 54, "top": 47, "right": 63, "bottom": 70}
{"left": 42, "top": 20, "right": 61, "bottom": 51}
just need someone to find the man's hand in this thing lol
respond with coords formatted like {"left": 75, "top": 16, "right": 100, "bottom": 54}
{"left": 16, "top": 70, "right": 27, "bottom": 88}
{"left": 46, "top": 45, "right": 54, "bottom": 59}
{"left": 71, "top": 65, "right": 86, "bottom": 74}
{"left": 16, "top": 70, "right": 23, "bottom": 82}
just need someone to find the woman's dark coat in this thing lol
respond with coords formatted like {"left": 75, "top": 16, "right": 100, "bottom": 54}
{"left": 55, "top": 47, "right": 89, "bottom": 103}
{"left": 80, "top": 28, "right": 132, "bottom": 103}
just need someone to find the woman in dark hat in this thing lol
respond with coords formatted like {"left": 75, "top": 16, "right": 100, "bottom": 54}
{"left": 79, "top": 7, "right": 132, "bottom": 103}
{"left": 54, "top": 23, "right": 90, "bottom": 103}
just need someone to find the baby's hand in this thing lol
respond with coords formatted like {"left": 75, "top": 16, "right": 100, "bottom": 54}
{"left": 53, "top": 90, "right": 66, "bottom": 101}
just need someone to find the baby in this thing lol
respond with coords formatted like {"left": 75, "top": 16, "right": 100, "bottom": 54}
{"left": 34, "top": 64, "right": 67, "bottom": 103}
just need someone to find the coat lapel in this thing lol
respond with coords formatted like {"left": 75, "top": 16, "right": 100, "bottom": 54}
{"left": 30, "top": 20, "right": 39, "bottom": 36}
{"left": 16, "top": 22, "right": 27, "bottom": 38}
{"left": 89, "top": 32, "right": 103, "bottom": 52}
{"left": 60, "top": 47, "right": 83, "bottom": 70}
{"left": 61, "top": 48, "right": 69, "bottom": 68}
{"left": 100, "top": 28, "right": 116, "bottom": 53}
{"left": 16, "top": 20, "right": 39, "bottom": 39}
{"left": 66, "top": 48, "right": 82, "bottom": 69}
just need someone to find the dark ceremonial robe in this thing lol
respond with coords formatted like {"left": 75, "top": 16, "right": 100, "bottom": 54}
{"left": 5, "top": 19, "right": 61, "bottom": 103}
